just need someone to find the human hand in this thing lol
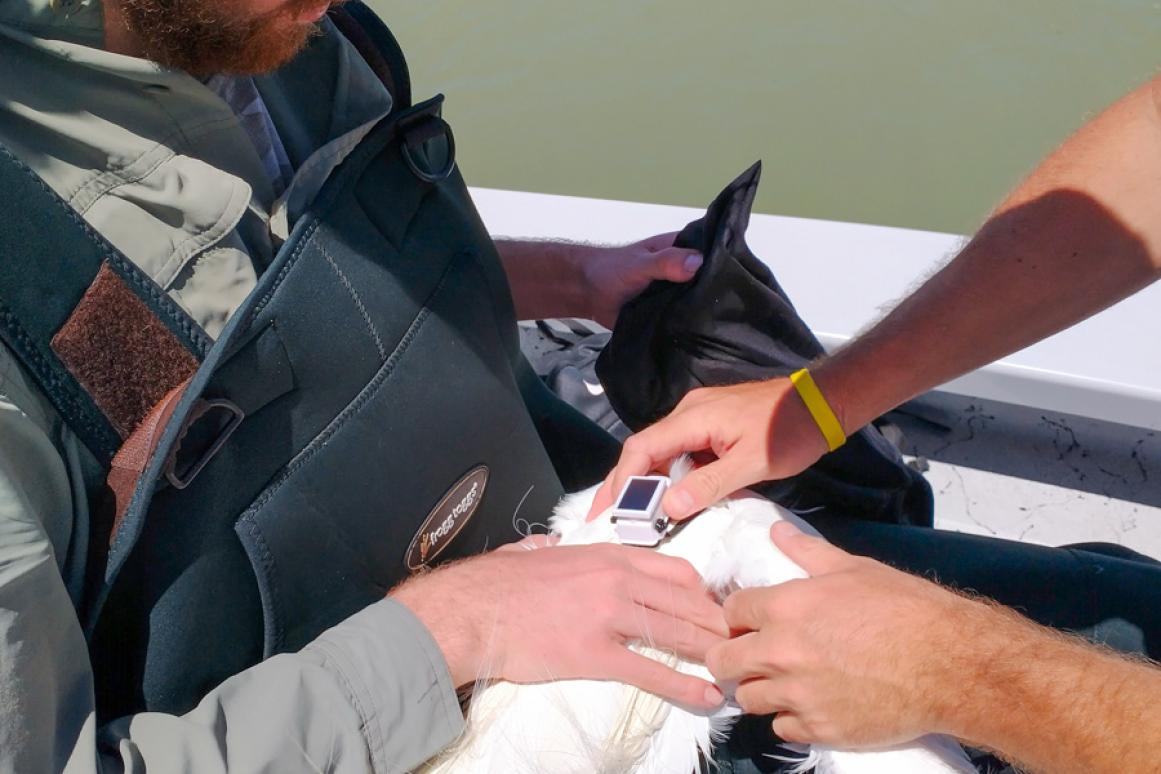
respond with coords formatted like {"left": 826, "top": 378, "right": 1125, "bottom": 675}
{"left": 588, "top": 378, "right": 831, "bottom": 521}
{"left": 579, "top": 232, "right": 702, "bottom": 328}
{"left": 706, "top": 521, "right": 986, "bottom": 747}
{"left": 390, "top": 542, "right": 729, "bottom": 708}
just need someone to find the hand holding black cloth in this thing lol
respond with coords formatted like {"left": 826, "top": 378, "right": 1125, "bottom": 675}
{"left": 595, "top": 163, "right": 932, "bottom": 526}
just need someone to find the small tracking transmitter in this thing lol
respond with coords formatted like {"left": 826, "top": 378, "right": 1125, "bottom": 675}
{"left": 611, "top": 475, "right": 671, "bottom": 547}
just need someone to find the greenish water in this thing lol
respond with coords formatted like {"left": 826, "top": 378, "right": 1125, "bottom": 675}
{"left": 371, "top": 1, "right": 1161, "bottom": 235}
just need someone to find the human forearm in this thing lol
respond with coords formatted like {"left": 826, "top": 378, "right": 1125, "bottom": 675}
{"left": 494, "top": 234, "right": 702, "bottom": 326}
{"left": 942, "top": 600, "right": 1161, "bottom": 773}
{"left": 711, "top": 525, "right": 1161, "bottom": 773}
{"left": 816, "top": 76, "right": 1161, "bottom": 432}
{"left": 494, "top": 238, "right": 592, "bottom": 321}
{"left": 589, "top": 75, "right": 1161, "bottom": 518}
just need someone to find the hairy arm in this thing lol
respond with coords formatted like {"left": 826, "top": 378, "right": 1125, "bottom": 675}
{"left": 594, "top": 74, "right": 1161, "bottom": 519}
{"left": 951, "top": 602, "right": 1161, "bottom": 773}
{"left": 709, "top": 523, "right": 1161, "bottom": 774}
{"left": 816, "top": 74, "right": 1161, "bottom": 431}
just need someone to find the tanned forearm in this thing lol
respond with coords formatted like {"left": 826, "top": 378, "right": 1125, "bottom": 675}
{"left": 493, "top": 239, "right": 591, "bottom": 321}
{"left": 941, "top": 598, "right": 1161, "bottom": 773}
{"left": 815, "top": 76, "right": 1161, "bottom": 432}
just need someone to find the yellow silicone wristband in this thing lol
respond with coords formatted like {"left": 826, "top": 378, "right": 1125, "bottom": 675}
{"left": 789, "top": 368, "right": 846, "bottom": 452}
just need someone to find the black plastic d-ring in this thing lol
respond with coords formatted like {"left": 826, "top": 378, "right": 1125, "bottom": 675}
{"left": 164, "top": 399, "right": 245, "bottom": 490}
{"left": 401, "top": 116, "right": 457, "bottom": 183}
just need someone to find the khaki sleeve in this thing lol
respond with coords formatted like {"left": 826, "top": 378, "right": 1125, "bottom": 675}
{"left": 93, "top": 600, "right": 464, "bottom": 774}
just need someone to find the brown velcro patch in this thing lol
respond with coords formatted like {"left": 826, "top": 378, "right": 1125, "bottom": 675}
{"left": 51, "top": 264, "right": 199, "bottom": 439}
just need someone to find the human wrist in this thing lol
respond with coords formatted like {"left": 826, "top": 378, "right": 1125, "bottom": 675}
{"left": 799, "top": 358, "right": 860, "bottom": 438}
{"left": 389, "top": 562, "right": 484, "bottom": 687}
{"left": 810, "top": 334, "right": 925, "bottom": 436}
{"left": 571, "top": 242, "right": 611, "bottom": 322}
{"left": 787, "top": 368, "right": 848, "bottom": 452}
{"left": 493, "top": 238, "right": 591, "bottom": 321}
{"left": 536, "top": 239, "right": 593, "bottom": 320}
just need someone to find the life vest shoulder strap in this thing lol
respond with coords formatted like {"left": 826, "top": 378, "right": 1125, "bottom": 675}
{"left": 328, "top": 1, "right": 413, "bottom": 111}
{"left": 0, "top": 144, "right": 207, "bottom": 467}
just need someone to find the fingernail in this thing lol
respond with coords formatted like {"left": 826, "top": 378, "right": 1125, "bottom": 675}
{"left": 667, "top": 489, "right": 694, "bottom": 518}
{"left": 771, "top": 520, "right": 800, "bottom": 538}
{"left": 683, "top": 253, "right": 703, "bottom": 274}
{"left": 704, "top": 685, "right": 725, "bottom": 706}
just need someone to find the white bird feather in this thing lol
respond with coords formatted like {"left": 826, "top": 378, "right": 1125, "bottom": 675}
{"left": 420, "top": 459, "right": 977, "bottom": 774}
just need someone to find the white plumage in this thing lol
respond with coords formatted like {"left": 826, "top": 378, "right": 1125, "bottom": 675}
{"left": 421, "top": 460, "right": 977, "bottom": 774}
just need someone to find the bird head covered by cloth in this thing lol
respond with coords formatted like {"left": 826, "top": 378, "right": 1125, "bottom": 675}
{"left": 595, "top": 162, "right": 933, "bottom": 525}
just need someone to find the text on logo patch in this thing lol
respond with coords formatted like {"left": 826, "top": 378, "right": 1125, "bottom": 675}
{"left": 405, "top": 465, "right": 489, "bottom": 571}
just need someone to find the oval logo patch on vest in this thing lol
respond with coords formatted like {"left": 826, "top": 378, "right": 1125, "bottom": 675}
{"left": 405, "top": 465, "right": 489, "bottom": 571}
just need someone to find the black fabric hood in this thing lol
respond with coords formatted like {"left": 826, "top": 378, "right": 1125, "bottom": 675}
{"left": 596, "top": 162, "right": 933, "bottom": 525}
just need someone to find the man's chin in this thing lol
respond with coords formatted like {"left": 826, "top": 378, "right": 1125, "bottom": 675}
{"left": 126, "top": 9, "right": 323, "bottom": 79}
{"left": 214, "top": 22, "right": 321, "bottom": 76}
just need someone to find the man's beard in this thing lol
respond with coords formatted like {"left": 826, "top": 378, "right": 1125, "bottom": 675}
{"left": 118, "top": 0, "right": 333, "bottom": 78}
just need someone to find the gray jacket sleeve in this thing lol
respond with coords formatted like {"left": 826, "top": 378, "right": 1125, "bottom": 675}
{"left": 0, "top": 383, "right": 463, "bottom": 774}
{"left": 89, "top": 601, "right": 464, "bottom": 774}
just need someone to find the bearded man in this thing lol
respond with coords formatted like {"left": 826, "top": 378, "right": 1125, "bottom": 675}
{"left": 0, "top": 2, "right": 731, "bottom": 772}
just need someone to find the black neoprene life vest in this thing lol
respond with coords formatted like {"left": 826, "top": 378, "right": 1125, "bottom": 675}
{"left": 0, "top": 3, "right": 619, "bottom": 720}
